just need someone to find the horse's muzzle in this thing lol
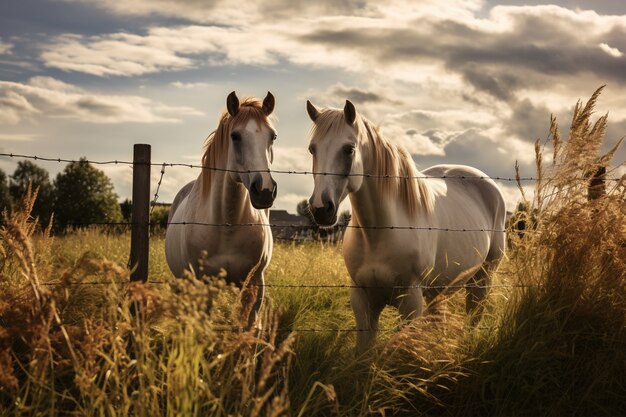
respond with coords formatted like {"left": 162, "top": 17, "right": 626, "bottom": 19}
{"left": 310, "top": 198, "right": 337, "bottom": 226}
{"left": 250, "top": 178, "right": 277, "bottom": 209}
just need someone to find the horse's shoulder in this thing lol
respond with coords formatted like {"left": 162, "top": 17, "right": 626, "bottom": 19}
{"left": 168, "top": 180, "right": 196, "bottom": 223}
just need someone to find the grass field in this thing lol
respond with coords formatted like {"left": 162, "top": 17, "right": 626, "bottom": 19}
{"left": 1, "top": 89, "right": 625, "bottom": 416}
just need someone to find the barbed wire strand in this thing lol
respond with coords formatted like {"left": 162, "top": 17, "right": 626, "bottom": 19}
{"left": 150, "top": 163, "right": 167, "bottom": 217}
{"left": 51, "top": 220, "right": 532, "bottom": 234}
{"left": 35, "top": 278, "right": 532, "bottom": 333}
{"left": 1, "top": 152, "right": 622, "bottom": 182}
{"left": 7, "top": 151, "right": 622, "bottom": 335}
{"left": 39, "top": 281, "right": 533, "bottom": 290}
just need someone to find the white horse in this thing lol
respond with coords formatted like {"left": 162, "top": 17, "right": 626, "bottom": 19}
{"left": 165, "top": 91, "right": 277, "bottom": 325}
{"left": 306, "top": 99, "right": 506, "bottom": 352}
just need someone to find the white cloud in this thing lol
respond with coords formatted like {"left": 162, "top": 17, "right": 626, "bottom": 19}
{"left": 41, "top": 32, "right": 195, "bottom": 76}
{"left": 101, "top": 162, "right": 200, "bottom": 204}
{"left": 11, "top": 0, "right": 626, "bottom": 212}
{"left": 0, "top": 133, "right": 38, "bottom": 142}
{"left": 0, "top": 39, "right": 13, "bottom": 55}
{"left": 41, "top": 25, "right": 303, "bottom": 76}
{"left": 41, "top": 1, "right": 626, "bottom": 91}
{"left": 272, "top": 146, "right": 310, "bottom": 172}
{"left": 0, "top": 90, "right": 39, "bottom": 124}
{"left": 599, "top": 43, "right": 623, "bottom": 58}
{"left": 272, "top": 192, "right": 309, "bottom": 214}
{"left": 498, "top": 182, "right": 530, "bottom": 212}
{"left": 0, "top": 76, "right": 203, "bottom": 124}
{"left": 67, "top": 0, "right": 488, "bottom": 25}
{"left": 378, "top": 122, "right": 446, "bottom": 156}
{"left": 170, "top": 81, "right": 211, "bottom": 89}
{"left": 64, "top": 0, "right": 256, "bottom": 25}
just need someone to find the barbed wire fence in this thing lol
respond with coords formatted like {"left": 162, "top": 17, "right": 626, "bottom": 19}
{"left": 1, "top": 145, "right": 623, "bottom": 333}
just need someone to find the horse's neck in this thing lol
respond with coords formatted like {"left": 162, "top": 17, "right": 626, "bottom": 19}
{"left": 194, "top": 172, "right": 258, "bottom": 224}
{"left": 349, "top": 177, "right": 394, "bottom": 227}
{"left": 349, "top": 148, "right": 428, "bottom": 228}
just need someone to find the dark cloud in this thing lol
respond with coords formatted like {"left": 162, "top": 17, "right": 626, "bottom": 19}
{"left": 597, "top": 117, "right": 626, "bottom": 165}
{"left": 260, "top": 0, "right": 373, "bottom": 18}
{"left": 300, "top": 8, "right": 626, "bottom": 101}
{"left": 74, "top": 97, "right": 122, "bottom": 116}
{"left": 420, "top": 129, "right": 450, "bottom": 145}
{"left": 0, "top": 78, "right": 201, "bottom": 123}
{"left": 402, "top": 112, "right": 434, "bottom": 126}
{"left": 394, "top": 108, "right": 492, "bottom": 135}
{"left": 329, "top": 84, "right": 399, "bottom": 104}
{"left": 458, "top": 66, "right": 522, "bottom": 101}
{"left": 484, "top": 0, "right": 626, "bottom": 16}
{"left": 506, "top": 99, "right": 553, "bottom": 143}
{"left": 0, "top": 0, "right": 190, "bottom": 38}
{"left": 415, "top": 129, "right": 535, "bottom": 178}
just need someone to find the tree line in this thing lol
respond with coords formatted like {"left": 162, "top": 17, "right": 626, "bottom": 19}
{"left": 0, "top": 159, "right": 352, "bottom": 237}
{"left": 0, "top": 158, "right": 123, "bottom": 230}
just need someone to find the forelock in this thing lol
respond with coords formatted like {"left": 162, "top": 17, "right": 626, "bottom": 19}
{"left": 310, "top": 108, "right": 359, "bottom": 144}
{"left": 230, "top": 97, "right": 274, "bottom": 131}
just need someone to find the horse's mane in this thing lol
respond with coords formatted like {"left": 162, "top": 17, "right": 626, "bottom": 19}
{"left": 311, "top": 109, "right": 434, "bottom": 219}
{"left": 201, "top": 97, "right": 273, "bottom": 196}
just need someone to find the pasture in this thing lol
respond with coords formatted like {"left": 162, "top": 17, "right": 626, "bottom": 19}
{"left": 1, "top": 90, "right": 625, "bottom": 416}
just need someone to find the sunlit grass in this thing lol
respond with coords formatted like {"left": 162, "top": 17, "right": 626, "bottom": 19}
{"left": 1, "top": 88, "right": 624, "bottom": 416}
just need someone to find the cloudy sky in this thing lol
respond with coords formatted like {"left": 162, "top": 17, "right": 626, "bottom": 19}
{"left": 0, "top": 0, "right": 624, "bottom": 213}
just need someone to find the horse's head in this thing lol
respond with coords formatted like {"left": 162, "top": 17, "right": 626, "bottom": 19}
{"left": 306, "top": 99, "right": 364, "bottom": 226}
{"left": 225, "top": 91, "right": 278, "bottom": 209}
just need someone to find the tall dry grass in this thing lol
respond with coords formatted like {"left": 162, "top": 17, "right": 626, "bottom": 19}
{"left": 466, "top": 85, "right": 626, "bottom": 416}
{"left": 0, "top": 188, "right": 294, "bottom": 416}
{"left": 291, "top": 87, "right": 625, "bottom": 416}
{"left": 0, "top": 88, "right": 624, "bottom": 416}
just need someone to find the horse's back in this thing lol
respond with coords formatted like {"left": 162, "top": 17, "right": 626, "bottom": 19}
{"left": 168, "top": 180, "right": 196, "bottom": 224}
{"left": 423, "top": 164, "right": 505, "bottom": 226}
{"left": 423, "top": 164, "right": 506, "bottom": 270}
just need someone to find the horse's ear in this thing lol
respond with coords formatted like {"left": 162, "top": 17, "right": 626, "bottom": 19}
{"left": 306, "top": 100, "right": 320, "bottom": 122}
{"left": 262, "top": 91, "right": 275, "bottom": 116}
{"left": 344, "top": 100, "right": 356, "bottom": 125}
{"left": 227, "top": 91, "right": 239, "bottom": 117}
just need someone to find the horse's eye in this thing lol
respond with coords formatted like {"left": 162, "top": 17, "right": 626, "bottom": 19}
{"left": 343, "top": 145, "right": 355, "bottom": 155}
{"left": 308, "top": 144, "right": 315, "bottom": 155}
{"left": 272, "top": 133, "right": 277, "bottom": 142}
{"left": 231, "top": 132, "right": 241, "bottom": 142}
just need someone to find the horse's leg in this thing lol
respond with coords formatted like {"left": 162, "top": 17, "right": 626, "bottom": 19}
{"left": 466, "top": 233, "right": 505, "bottom": 324}
{"left": 251, "top": 274, "right": 265, "bottom": 329}
{"left": 465, "top": 267, "right": 490, "bottom": 325}
{"left": 243, "top": 270, "right": 265, "bottom": 329}
{"left": 350, "top": 287, "right": 383, "bottom": 355}
{"left": 394, "top": 287, "right": 424, "bottom": 320}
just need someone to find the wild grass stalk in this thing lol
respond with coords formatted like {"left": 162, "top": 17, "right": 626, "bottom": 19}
{"left": 0, "top": 88, "right": 624, "bottom": 416}
{"left": 1, "top": 188, "right": 294, "bottom": 416}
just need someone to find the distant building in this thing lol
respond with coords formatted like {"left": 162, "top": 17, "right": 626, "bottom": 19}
{"left": 269, "top": 209, "right": 311, "bottom": 240}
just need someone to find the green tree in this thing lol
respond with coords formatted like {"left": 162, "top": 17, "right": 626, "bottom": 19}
{"left": 338, "top": 210, "right": 352, "bottom": 227}
{"left": 296, "top": 199, "right": 315, "bottom": 225}
{"left": 120, "top": 198, "right": 132, "bottom": 221}
{"left": 0, "top": 169, "right": 11, "bottom": 214}
{"left": 54, "top": 158, "right": 123, "bottom": 228}
{"left": 150, "top": 204, "right": 170, "bottom": 234}
{"left": 9, "top": 160, "right": 55, "bottom": 225}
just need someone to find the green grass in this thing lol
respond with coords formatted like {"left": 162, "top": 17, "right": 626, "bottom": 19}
{"left": 1, "top": 88, "right": 625, "bottom": 416}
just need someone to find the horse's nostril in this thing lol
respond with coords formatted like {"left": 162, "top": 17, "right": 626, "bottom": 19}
{"left": 251, "top": 180, "right": 260, "bottom": 194}
{"left": 325, "top": 200, "right": 335, "bottom": 214}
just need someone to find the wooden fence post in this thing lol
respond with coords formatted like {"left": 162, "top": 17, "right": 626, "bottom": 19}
{"left": 129, "top": 144, "right": 151, "bottom": 282}
{"left": 588, "top": 166, "right": 606, "bottom": 201}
